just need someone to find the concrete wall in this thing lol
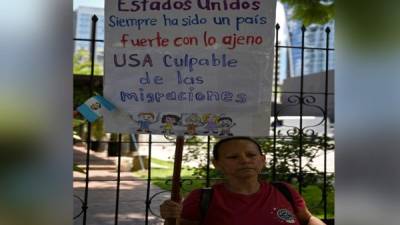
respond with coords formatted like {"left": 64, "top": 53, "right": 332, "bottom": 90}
{"left": 280, "top": 70, "right": 335, "bottom": 122}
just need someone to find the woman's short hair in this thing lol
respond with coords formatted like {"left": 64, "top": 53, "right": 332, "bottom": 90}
{"left": 213, "top": 136, "right": 263, "bottom": 160}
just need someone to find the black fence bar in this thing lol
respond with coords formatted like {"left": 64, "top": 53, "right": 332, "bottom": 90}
{"left": 144, "top": 134, "right": 152, "bottom": 225}
{"left": 114, "top": 134, "right": 122, "bottom": 225}
{"left": 206, "top": 136, "right": 211, "bottom": 187}
{"left": 298, "top": 25, "right": 306, "bottom": 194}
{"left": 81, "top": 15, "right": 98, "bottom": 225}
{"left": 272, "top": 23, "right": 280, "bottom": 181}
{"left": 82, "top": 122, "right": 91, "bottom": 225}
{"left": 89, "top": 15, "right": 98, "bottom": 96}
{"left": 82, "top": 120, "right": 91, "bottom": 225}
{"left": 323, "top": 27, "right": 331, "bottom": 221}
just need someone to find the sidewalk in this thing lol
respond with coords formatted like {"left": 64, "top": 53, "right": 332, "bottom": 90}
{"left": 73, "top": 145, "right": 169, "bottom": 225}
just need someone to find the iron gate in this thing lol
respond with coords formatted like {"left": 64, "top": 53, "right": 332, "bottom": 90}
{"left": 73, "top": 15, "right": 335, "bottom": 225}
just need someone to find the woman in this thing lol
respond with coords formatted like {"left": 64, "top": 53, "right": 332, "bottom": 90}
{"left": 160, "top": 136, "right": 326, "bottom": 225}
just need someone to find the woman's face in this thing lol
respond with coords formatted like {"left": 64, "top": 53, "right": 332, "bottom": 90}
{"left": 212, "top": 140, "right": 266, "bottom": 180}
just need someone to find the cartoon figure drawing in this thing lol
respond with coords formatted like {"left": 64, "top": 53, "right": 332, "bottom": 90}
{"left": 182, "top": 113, "right": 203, "bottom": 135}
{"left": 160, "top": 114, "right": 180, "bottom": 135}
{"left": 202, "top": 113, "right": 220, "bottom": 134}
{"left": 130, "top": 112, "right": 159, "bottom": 133}
{"left": 218, "top": 116, "right": 236, "bottom": 136}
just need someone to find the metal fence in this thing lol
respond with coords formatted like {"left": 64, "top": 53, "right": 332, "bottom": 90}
{"left": 73, "top": 15, "right": 335, "bottom": 225}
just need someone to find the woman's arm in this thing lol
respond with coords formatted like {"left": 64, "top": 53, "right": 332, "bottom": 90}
{"left": 279, "top": 182, "right": 326, "bottom": 225}
{"left": 160, "top": 200, "right": 200, "bottom": 225}
{"left": 296, "top": 207, "right": 326, "bottom": 225}
{"left": 307, "top": 216, "right": 326, "bottom": 225}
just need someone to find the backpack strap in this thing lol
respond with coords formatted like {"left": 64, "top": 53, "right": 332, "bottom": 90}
{"left": 199, "top": 187, "right": 213, "bottom": 224}
{"left": 272, "top": 182, "right": 310, "bottom": 225}
{"left": 271, "top": 182, "right": 295, "bottom": 208}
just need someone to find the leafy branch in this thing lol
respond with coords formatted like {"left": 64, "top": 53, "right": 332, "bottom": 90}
{"left": 280, "top": 0, "right": 335, "bottom": 26}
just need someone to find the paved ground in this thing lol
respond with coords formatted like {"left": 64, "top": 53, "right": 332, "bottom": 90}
{"left": 73, "top": 145, "right": 170, "bottom": 225}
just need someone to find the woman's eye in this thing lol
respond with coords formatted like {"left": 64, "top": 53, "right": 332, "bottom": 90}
{"left": 226, "top": 156, "right": 238, "bottom": 159}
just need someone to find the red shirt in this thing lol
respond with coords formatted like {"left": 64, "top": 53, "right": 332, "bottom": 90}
{"left": 181, "top": 182, "right": 306, "bottom": 225}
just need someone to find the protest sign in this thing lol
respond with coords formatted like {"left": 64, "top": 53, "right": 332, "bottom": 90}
{"left": 104, "top": 0, "right": 276, "bottom": 136}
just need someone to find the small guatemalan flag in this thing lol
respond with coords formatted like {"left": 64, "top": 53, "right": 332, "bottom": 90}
{"left": 77, "top": 95, "right": 116, "bottom": 123}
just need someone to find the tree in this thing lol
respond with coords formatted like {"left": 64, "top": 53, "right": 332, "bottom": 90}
{"left": 280, "top": 0, "right": 335, "bottom": 26}
{"left": 73, "top": 49, "right": 103, "bottom": 75}
{"left": 183, "top": 136, "right": 222, "bottom": 182}
{"left": 257, "top": 134, "right": 335, "bottom": 185}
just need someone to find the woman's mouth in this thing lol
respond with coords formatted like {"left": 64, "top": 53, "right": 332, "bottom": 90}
{"left": 238, "top": 167, "right": 255, "bottom": 171}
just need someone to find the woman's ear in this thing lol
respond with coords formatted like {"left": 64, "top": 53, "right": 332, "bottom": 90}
{"left": 213, "top": 159, "right": 224, "bottom": 171}
{"left": 212, "top": 159, "right": 224, "bottom": 176}
{"left": 212, "top": 159, "right": 218, "bottom": 169}
{"left": 260, "top": 154, "right": 266, "bottom": 167}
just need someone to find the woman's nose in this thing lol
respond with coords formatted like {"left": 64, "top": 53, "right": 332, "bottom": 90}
{"left": 238, "top": 155, "right": 251, "bottom": 163}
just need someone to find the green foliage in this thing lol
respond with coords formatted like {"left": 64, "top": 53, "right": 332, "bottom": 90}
{"left": 73, "top": 49, "right": 103, "bottom": 75}
{"left": 73, "top": 87, "right": 90, "bottom": 109}
{"left": 73, "top": 118, "right": 85, "bottom": 128}
{"left": 73, "top": 82, "right": 102, "bottom": 109}
{"left": 73, "top": 163, "right": 85, "bottom": 174}
{"left": 301, "top": 181, "right": 335, "bottom": 218}
{"left": 109, "top": 132, "right": 119, "bottom": 141}
{"left": 91, "top": 118, "right": 105, "bottom": 141}
{"left": 72, "top": 48, "right": 103, "bottom": 110}
{"left": 182, "top": 136, "right": 223, "bottom": 180}
{"left": 280, "top": 0, "right": 335, "bottom": 26}
{"left": 258, "top": 134, "right": 334, "bottom": 181}
{"left": 336, "top": 0, "right": 400, "bottom": 51}
{"left": 73, "top": 118, "right": 86, "bottom": 143}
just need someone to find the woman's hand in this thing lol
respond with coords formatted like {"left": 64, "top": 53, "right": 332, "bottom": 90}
{"left": 160, "top": 200, "right": 182, "bottom": 219}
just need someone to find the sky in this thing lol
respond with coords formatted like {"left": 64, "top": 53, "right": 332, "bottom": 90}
{"left": 73, "top": 0, "right": 104, "bottom": 10}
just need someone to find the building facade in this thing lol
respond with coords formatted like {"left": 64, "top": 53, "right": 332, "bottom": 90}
{"left": 284, "top": 4, "right": 335, "bottom": 77}
{"left": 73, "top": 6, "right": 105, "bottom": 65}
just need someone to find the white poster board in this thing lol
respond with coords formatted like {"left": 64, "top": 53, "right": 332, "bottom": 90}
{"left": 104, "top": 0, "right": 276, "bottom": 137}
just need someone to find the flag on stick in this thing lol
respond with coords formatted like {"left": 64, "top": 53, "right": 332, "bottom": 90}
{"left": 77, "top": 95, "right": 116, "bottom": 123}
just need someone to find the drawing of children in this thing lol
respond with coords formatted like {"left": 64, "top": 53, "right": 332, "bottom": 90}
{"left": 130, "top": 112, "right": 159, "bottom": 133}
{"left": 160, "top": 114, "right": 180, "bottom": 135}
{"left": 182, "top": 113, "right": 202, "bottom": 135}
{"left": 218, "top": 116, "right": 236, "bottom": 136}
{"left": 202, "top": 113, "right": 219, "bottom": 134}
